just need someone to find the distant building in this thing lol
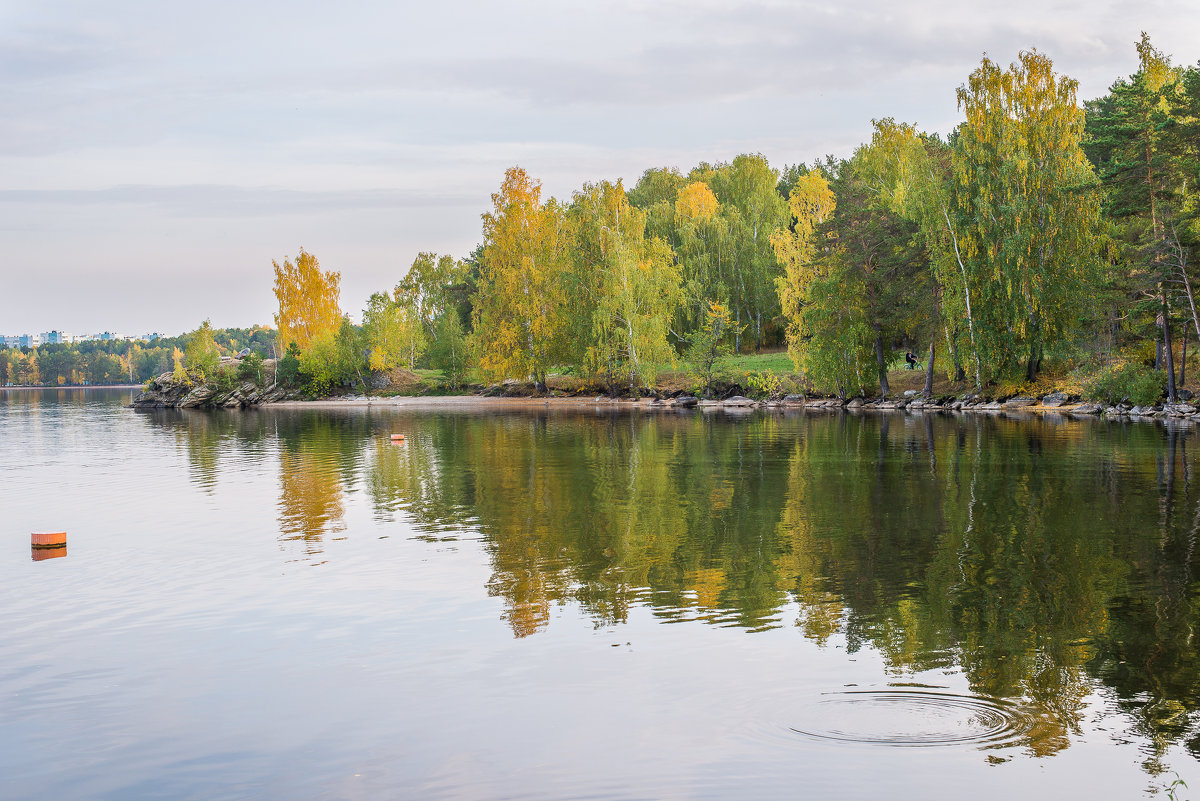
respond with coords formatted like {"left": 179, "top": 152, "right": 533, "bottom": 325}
{"left": 40, "top": 331, "right": 74, "bottom": 345}
{"left": 0, "top": 329, "right": 161, "bottom": 348}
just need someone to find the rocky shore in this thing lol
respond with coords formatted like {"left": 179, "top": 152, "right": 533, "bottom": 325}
{"left": 131, "top": 372, "right": 1200, "bottom": 421}
{"left": 131, "top": 373, "right": 302, "bottom": 408}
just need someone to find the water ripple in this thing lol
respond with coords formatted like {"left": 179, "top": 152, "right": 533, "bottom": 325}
{"left": 790, "top": 690, "right": 1032, "bottom": 748}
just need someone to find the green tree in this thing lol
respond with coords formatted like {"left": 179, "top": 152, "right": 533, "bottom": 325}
{"left": 570, "top": 180, "right": 682, "bottom": 393}
{"left": 859, "top": 119, "right": 980, "bottom": 388}
{"left": 300, "top": 317, "right": 366, "bottom": 393}
{"left": 361, "top": 292, "right": 425, "bottom": 372}
{"left": 1086, "top": 34, "right": 1195, "bottom": 398}
{"left": 819, "top": 153, "right": 926, "bottom": 396}
{"left": 427, "top": 311, "right": 470, "bottom": 389}
{"left": 953, "top": 50, "right": 1103, "bottom": 381}
{"left": 687, "top": 300, "right": 735, "bottom": 397}
{"left": 185, "top": 319, "right": 222, "bottom": 380}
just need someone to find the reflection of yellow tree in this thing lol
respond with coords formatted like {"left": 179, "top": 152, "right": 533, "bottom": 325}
{"left": 278, "top": 444, "right": 346, "bottom": 556}
{"left": 775, "top": 438, "right": 843, "bottom": 646}
{"left": 473, "top": 418, "right": 568, "bottom": 638}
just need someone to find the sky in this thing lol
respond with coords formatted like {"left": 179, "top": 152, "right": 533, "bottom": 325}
{"left": 3, "top": 0, "right": 1199, "bottom": 336}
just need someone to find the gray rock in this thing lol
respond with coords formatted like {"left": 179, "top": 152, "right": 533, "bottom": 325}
{"left": 846, "top": 397, "right": 864, "bottom": 408}
{"left": 1005, "top": 397, "right": 1037, "bottom": 407}
{"left": 672, "top": 395, "right": 699, "bottom": 408}
{"left": 1069, "top": 403, "right": 1102, "bottom": 415}
{"left": 903, "top": 389, "right": 918, "bottom": 397}
{"left": 1042, "top": 392, "right": 1069, "bottom": 407}
{"left": 722, "top": 395, "right": 757, "bottom": 407}
{"left": 1165, "top": 403, "right": 1196, "bottom": 416}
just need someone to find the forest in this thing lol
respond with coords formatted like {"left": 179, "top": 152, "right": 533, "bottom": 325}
{"left": 0, "top": 327, "right": 274, "bottom": 387}
{"left": 6, "top": 39, "right": 1200, "bottom": 403}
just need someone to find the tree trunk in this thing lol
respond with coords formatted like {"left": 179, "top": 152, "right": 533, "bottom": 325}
{"left": 940, "top": 205, "right": 982, "bottom": 389}
{"left": 1164, "top": 302, "right": 1178, "bottom": 403}
{"left": 924, "top": 342, "right": 935, "bottom": 395}
{"left": 1180, "top": 324, "right": 1188, "bottom": 389}
{"left": 874, "top": 327, "right": 889, "bottom": 398}
{"left": 1025, "top": 312, "right": 1041, "bottom": 382}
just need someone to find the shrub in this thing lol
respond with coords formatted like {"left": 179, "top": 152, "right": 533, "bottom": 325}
{"left": 212, "top": 364, "right": 240, "bottom": 392}
{"left": 1082, "top": 362, "right": 1164, "bottom": 406}
{"left": 747, "top": 369, "right": 783, "bottom": 399}
{"left": 237, "top": 351, "right": 265, "bottom": 385}
{"left": 277, "top": 343, "right": 301, "bottom": 388}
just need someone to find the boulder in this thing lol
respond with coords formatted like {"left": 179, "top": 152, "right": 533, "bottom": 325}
{"left": 1069, "top": 403, "right": 1102, "bottom": 415}
{"left": 1041, "top": 392, "right": 1069, "bottom": 407}
{"left": 846, "top": 397, "right": 864, "bottom": 408}
{"left": 1005, "top": 397, "right": 1037, "bottom": 407}
{"left": 1165, "top": 403, "right": 1196, "bottom": 416}
{"left": 903, "top": 389, "right": 918, "bottom": 398}
{"left": 672, "top": 395, "right": 699, "bottom": 408}
{"left": 722, "top": 395, "right": 757, "bottom": 407}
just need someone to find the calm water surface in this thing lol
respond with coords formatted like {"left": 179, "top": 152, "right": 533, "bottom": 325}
{"left": 3, "top": 388, "right": 1200, "bottom": 800}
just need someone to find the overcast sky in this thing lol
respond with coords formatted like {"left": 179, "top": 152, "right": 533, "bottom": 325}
{"left": 3, "top": 0, "right": 1198, "bottom": 335}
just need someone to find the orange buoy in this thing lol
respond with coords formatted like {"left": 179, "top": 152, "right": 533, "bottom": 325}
{"left": 32, "top": 531, "right": 67, "bottom": 550}
{"left": 390, "top": 434, "right": 406, "bottom": 442}
{"left": 32, "top": 546, "right": 66, "bottom": 561}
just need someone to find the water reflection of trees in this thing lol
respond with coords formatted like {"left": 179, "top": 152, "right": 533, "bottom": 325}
{"left": 368, "top": 410, "right": 1200, "bottom": 759}
{"left": 139, "top": 404, "right": 1200, "bottom": 759}
{"left": 275, "top": 413, "right": 367, "bottom": 556}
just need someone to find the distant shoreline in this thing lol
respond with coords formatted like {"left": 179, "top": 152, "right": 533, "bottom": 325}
{"left": 1, "top": 384, "right": 140, "bottom": 390}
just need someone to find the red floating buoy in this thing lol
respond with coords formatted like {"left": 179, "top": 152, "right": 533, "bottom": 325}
{"left": 32, "top": 531, "right": 67, "bottom": 550}
{"left": 390, "top": 434, "right": 406, "bottom": 443}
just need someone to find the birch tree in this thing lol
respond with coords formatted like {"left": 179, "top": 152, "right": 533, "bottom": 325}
{"left": 953, "top": 50, "right": 1102, "bottom": 381}
{"left": 473, "top": 167, "right": 571, "bottom": 390}
{"left": 272, "top": 248, "right": 342, "bottom": 353}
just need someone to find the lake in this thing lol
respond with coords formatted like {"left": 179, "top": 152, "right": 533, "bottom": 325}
{"left": 3, "top": 388, "right": 1199, "bottom": 800}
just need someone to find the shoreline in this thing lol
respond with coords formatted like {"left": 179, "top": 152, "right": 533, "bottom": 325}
{"left": 258, "top": 395, "right": 1196, "bottom": 421}
{"left": 1, "top": 384, "right": 141, "bottom": 390}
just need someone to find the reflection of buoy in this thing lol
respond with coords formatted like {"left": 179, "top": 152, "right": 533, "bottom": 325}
{"left": 390, "top": 434, "right": 406, "bottom": 443}
{"left": 32, "top": 546, "right": 66, "bottom": 562}
{"left": 32, "top": 531, "right": 67, "bottom": 550}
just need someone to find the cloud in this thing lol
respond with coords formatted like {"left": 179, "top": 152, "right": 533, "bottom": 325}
{"left": 1, "top": 0, "right": 1198, "bottom": 331}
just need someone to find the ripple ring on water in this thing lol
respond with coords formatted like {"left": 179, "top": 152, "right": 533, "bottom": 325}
{"left": 790, "top": 690, "right": 1031, "bottom": 748}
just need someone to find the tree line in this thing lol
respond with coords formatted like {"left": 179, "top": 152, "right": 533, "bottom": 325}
{"left": 0, "top": 326, "right": 274, "bottom": 387}
{"left": 260, "top": 40, "right": 1200, "bottom": 400}
{"left": 13, "top": 39, "right": 1196, "bottom": 401}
